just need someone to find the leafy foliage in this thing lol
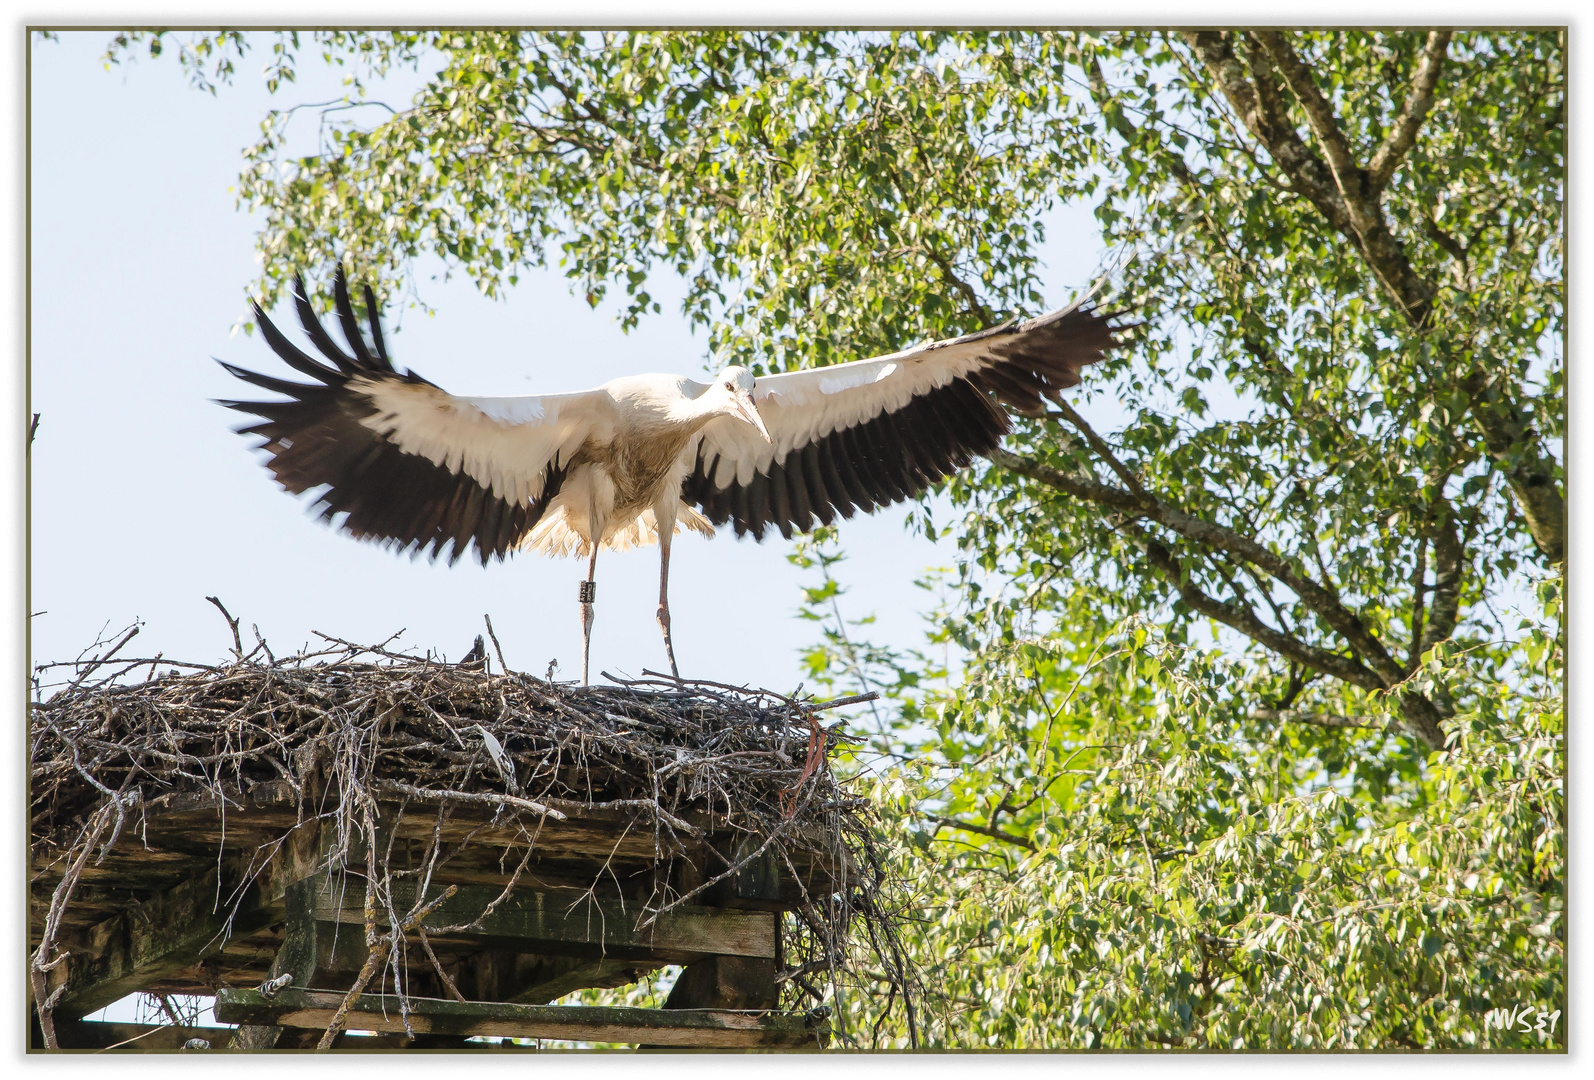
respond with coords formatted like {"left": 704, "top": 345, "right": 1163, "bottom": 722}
{"left": 799, "top": 542, "right": 1561, "bottom": 1047}
{"left": 96, "top": 28, "right": 1563, "bottom": 1049}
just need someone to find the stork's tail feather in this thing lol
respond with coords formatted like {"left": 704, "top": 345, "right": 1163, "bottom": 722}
{"left": 679, "top": 504, "right": 716, "bottom": 539}
{"left": 523, "top": 503, "right": 717, "bottom": 558}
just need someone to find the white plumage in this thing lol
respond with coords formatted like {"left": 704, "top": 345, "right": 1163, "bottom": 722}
{"left": 221, "top": 265, "right": 1125, "bottom": 682}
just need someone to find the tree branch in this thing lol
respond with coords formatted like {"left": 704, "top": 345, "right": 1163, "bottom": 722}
{"left": 1395, "top": 693, "right": 1448, "bottom": 749}
{"left": 1134, "top": 529, "right": 1383, "bottom": 691}
{"left": 1256, "top": 699, "right": 1440, "bottom": 747}
{"left": 1181, "top": 32, "right": 1348, "bottom": 226}
{"left": 1458, "top": 368, "right": 1565, "bottom": 563}
{"left": 1419, "top": 499, "right": 1465, "bottom": 657}
{"left": 1252, "top": 31, "right": 1365, "bottom": 205}
{"left": 1367, "top": 31, "right": 1453, "bottom": 191}
{"left": 1422, "top": 216, "right": 1470, "bottom": 288}
{"left": 990, "top": 447, "right": 1410, "bottom": 689}
{"left": 992, "top": 446, "right": 1450, "bottom": 750}
{"left": 925, "top": 814, "right": 1035, "bottom": 852}
{"left": 1184, "top": 31, "right": 1560, "bottom": 562}
{"left": 1407, "top": 534, "right": 1429, "bottom": 673}
{"left": 1081, "top": 47, "right": 1205, "bottom": 187}
{"left": 1250, "top": 31, "right": 1436, "bottom": 325}
{"left": 1251, "top": 707, "right": 1386, "bottom": 731}
{"left": 921, "top": 245, "right": 997, "bottom": 327}
{"left": 1050, "top": 399, "right": 1144, "bottom": 494}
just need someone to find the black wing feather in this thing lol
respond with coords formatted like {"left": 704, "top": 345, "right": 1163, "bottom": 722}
{"left": 220, "top": 267, "right": 564, "bottom": 566}
{"left": 293, "top": 274, "right": 360, "bottom": 375}
{"left": 333, "top": 264, "right": 377, "bottom": 370}
{"left": 683, "top": 304, "right": 1123, "bottom": 539}
{"left": 362, "top": 284, "right": 390, "bottom": 365}
{"left": 251, "top": 300, "right": 339, "bottom": 383}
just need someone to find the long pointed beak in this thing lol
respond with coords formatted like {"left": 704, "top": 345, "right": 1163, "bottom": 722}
{"left": 734, "top": 391, "right": 772, "bottom": 443}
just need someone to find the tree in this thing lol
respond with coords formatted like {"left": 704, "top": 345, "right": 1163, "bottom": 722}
{"left": 98, "top": 28, "right": 1563, "bottom": 1048}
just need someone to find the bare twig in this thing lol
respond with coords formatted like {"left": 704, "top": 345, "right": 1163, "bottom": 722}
{"left": 482, "top": 614, "right": 509, "bottom": 674}
{"left": 809, "top": 691, "right": 881, "bottom": 711}
{"left": 205, "top": 597, "right": 244, "bottom": 659}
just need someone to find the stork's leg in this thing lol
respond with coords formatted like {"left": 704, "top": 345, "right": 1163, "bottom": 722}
{"left": 580, "top": 541, "right": 599, "bottom": 686}
{"left": 657, "top": 528, "right": 679, "bottom": 678}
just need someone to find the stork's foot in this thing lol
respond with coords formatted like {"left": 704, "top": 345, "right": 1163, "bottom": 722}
{"left": 657, "top": 603, "right": 679, "bottom": 679}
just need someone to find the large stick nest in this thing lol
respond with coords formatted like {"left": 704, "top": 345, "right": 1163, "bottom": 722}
{"left": 29, "top": 625, "right": 917, "bottom": 1047}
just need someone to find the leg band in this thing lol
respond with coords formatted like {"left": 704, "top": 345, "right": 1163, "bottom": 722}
{"left": 579, "top": 581, "right": 597, "bottom": 603}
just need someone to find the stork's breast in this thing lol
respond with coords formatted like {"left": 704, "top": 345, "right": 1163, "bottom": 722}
{"left": 578, "top": 428, "right": 693, "bottom": 511}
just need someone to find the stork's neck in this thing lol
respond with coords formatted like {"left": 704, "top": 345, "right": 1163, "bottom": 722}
{"left": 598, "top": 374, "right": 746, "bottom": 444}
{"left": 664, "top": 378, "right": 731, "bottom": 431}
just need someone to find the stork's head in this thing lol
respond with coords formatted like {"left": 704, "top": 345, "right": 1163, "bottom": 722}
{"left": 713, "top": 366, "right": 771, "bottom": 443}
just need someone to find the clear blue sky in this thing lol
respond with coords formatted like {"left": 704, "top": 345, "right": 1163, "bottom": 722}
{"left": 26, "top": 29, "right": 1106, "bottom": 695}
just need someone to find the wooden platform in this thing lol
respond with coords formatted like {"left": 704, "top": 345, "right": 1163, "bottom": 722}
{"left": 214, "top": 988, "right": 826, "bottom": 1047}
{"left": 30, "top": 781, "right": 841, "bottom": 1050}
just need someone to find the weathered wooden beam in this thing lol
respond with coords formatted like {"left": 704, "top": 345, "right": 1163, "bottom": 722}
{"left": 431, "top": 948, "right": 658, "bottom": 1005}
{"left": 135, "top": 932, "right": 666, "bottom": 1005}
{"left": 663, "top": 956, "right": 780, "bottom": 1010}
{"left": 215, "top": 988, "right": 828, "bottom": 1048}
{"left": 720, "top": 833, "right": 785, "bottom": 909}
{"left": 661, "top": 838, "right": 782, "bottom": 1020}
{"left": 234, "top": 818, "right": 332, "bottom": 1050}
{"left": 258, "top": 817, "right": 333, "bottom": 907}
{"left": 127, "top": 784, "right": 705, "bottom": 863}
{"left": 504, "top": 956, "right": 667, "bottom": 1005}
{"left": 49, "top": 1020, "right": 239, "bottom": 1051}
{"left": 47, "top": 866, "right": 277, "bottom": 1018}
{"left": 231, "top": 876, "right": 324, "bottom": 1050}
{"left": 316, "top": 881, "right": 776, "bottom": 962}
{"left": 46, "top": 1019, "right": 427, "bottom": 1050}
{"left": 646, "top": 871, "right": 782, "bottom": 1051}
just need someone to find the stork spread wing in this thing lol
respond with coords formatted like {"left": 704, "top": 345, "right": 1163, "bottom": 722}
{"left": 683, "top": 300, "right": 1123, "bottom": 540}
{"left": 219, "top": 268, "right": 589, "bottom": 565}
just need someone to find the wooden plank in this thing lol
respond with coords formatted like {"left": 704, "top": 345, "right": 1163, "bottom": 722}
{"left": 126, "top": 787, "right": 705, "bottom": 863}
{"left": 34, "top": 801, "right": 845, "bottom": 938}
{"left": 429, "top": 948, "right": 647, "bottom": 1005}
{"left": 47, "top": 1020, "right": 430, "bottom": 1050}
{"left": 132, "top": 937, "right": 655, "bottom": 1005}
{"left": 46, "top": 785, "right": 841, "bottom": 880}
{"left": 49, "top": 1020, "right": 238, "bottom": 1051}
{"left": 315, "top": 882, "right": 776, "bottom": 962}
{"left": 214, "top": 988, "right": 828, "bottom": 1048}
{"left": 44, "top": 817, "right": 338, "bottom": 1020}
{"left": 232, "top": 867, "right": 324, "bottom": 1051}
{"left": 259, "top": 818, "right": 330, "bottom": 907}
{"left": 123, "top": 814, "right": 843, "bottom": 901}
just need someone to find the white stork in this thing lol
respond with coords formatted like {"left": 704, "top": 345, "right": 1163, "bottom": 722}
{"left": 220, "top": 266, "right": 1125, "bottom": 683}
